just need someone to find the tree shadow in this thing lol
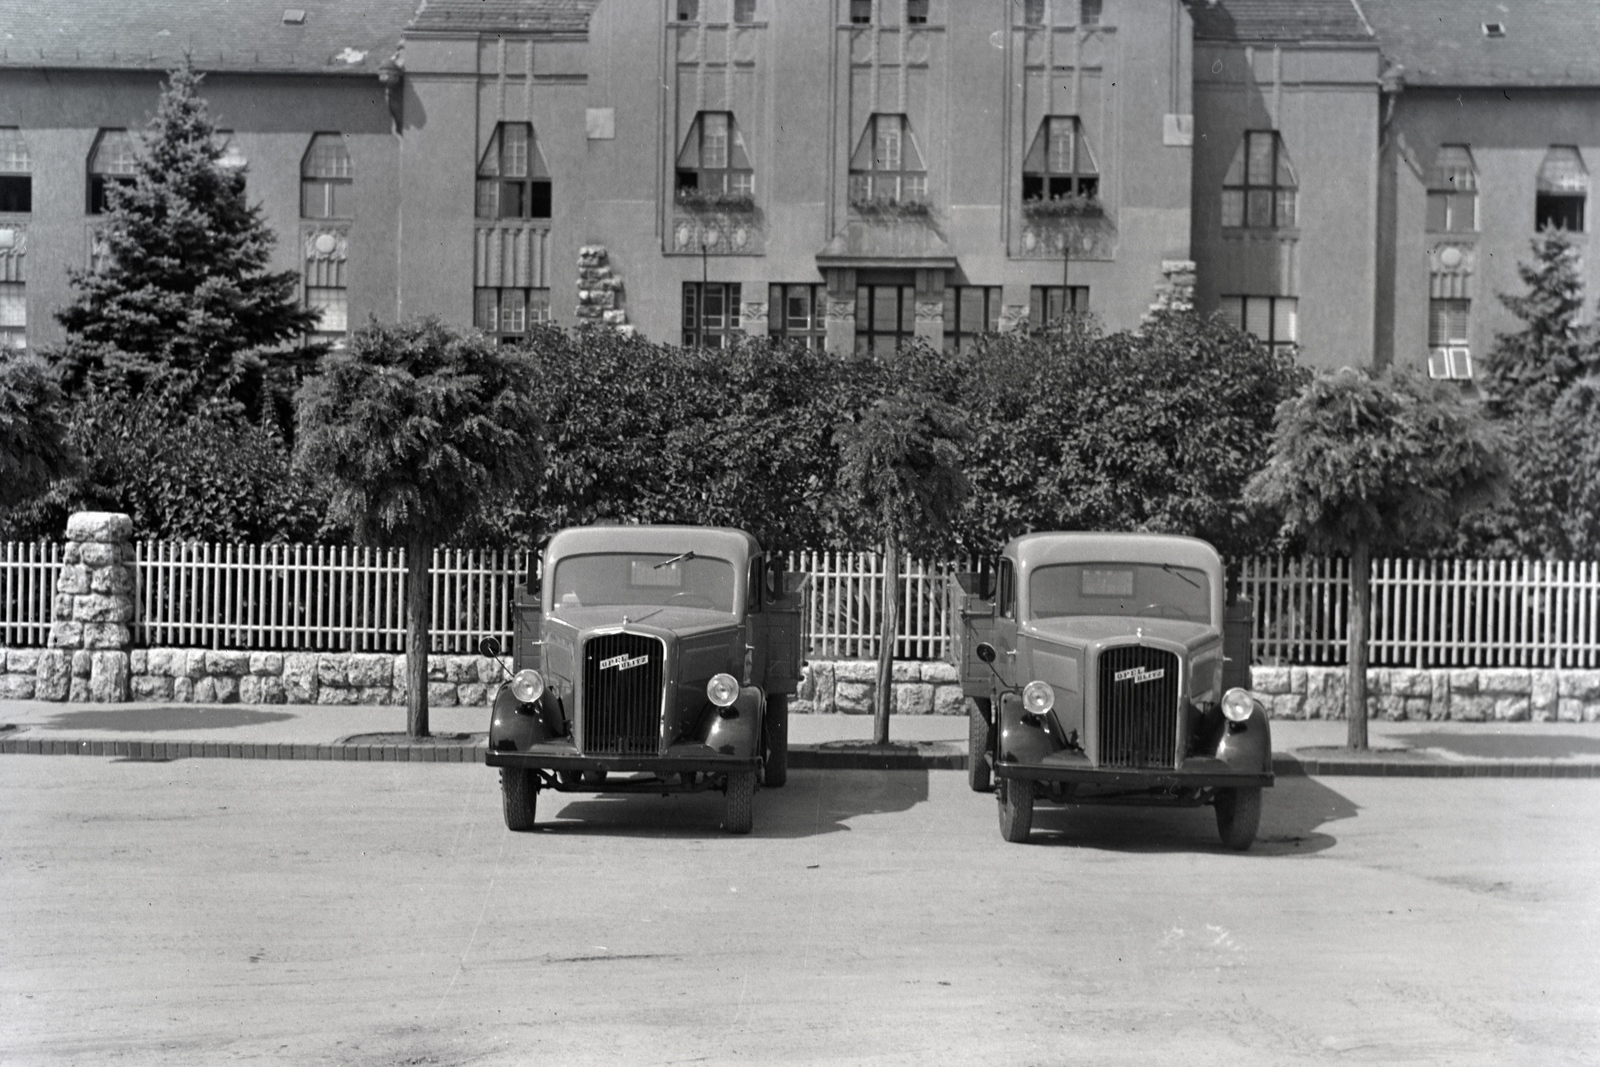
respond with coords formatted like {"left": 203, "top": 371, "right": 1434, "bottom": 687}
{"left": 534, "top": 767, "right": 930, "bottom": 840}
{"left": 47, "top": 705, "right": 295, "bottom": 732}
{"left": 1022, "top": 774, "right": 1359, "bottom": 856}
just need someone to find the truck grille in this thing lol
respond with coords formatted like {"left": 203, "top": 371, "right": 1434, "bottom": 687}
{"left": 1096, "top": 646, "right": 1180, "bottom": 769}
{"left": 580, "top": 633, "right": 664, "bottom": 755}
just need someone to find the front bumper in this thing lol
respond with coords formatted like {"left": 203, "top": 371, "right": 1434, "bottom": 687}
{"left": 485, "top": 739, "right": 760, "bottom": 775}
{"left": 992, "top": 751, "right": 1273, "bottom": 789}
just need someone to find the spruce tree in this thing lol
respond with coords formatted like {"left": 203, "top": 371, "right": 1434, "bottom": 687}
{"left": 1481, "top": 228, "right": 1595, "bottom": 416}
{"left": 54, "top": 65, "right": 316, "bottom": 407}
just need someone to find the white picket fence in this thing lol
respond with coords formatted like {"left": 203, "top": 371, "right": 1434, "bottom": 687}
{"left": 3, "top": 540, "right": 1598, "bottom": 666}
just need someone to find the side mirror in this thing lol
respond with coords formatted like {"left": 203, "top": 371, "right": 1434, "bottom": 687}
{"left": 478, "top": 636, "right": 502, "bottom": 658}
{"left": 975, "top": 642, "right": 997, "bottom": 664}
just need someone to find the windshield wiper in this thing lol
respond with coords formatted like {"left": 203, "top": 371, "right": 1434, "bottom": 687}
{"left": 653, "top": 550, "right": 696, "bottom": 569}
{"left": 1161, "top": 563, "right": 1201, "bottom": 589}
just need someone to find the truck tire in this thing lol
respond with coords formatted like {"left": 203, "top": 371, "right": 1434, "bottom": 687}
{"left": 1214, "top": 786, "right": 1262, "bottom": 851}
{"left": 501, "top": 768, "right": 538, "bottom": 832}
{"left": 997, "top": 776, "right": 1033, "bottom": 843}
{"left": 762, "top": 694, "right": 789, "bottom": 788}
{"left": 724, "top": 771, "right": 756, "bottom": 834}
{"left": 967, "top": 698, "right": 994, "bottom": 793}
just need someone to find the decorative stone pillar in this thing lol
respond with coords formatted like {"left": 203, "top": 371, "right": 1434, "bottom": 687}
{"left": 1146, "top": 259, "right": 1197, "bottom": 319}
{"left": 47, "top": 512, "right": 135, "bottom": 703}
{"left": 575, "top": 246, "right": 633, "bottom": 335}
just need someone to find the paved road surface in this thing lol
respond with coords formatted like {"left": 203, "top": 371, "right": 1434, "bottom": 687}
{"left": 2, "top": 758, "right": 1597, "bottom": 1066}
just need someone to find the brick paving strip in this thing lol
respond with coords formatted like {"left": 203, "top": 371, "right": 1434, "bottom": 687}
{"left": 2, "top": 732, "right": 1597, "bottom": 777}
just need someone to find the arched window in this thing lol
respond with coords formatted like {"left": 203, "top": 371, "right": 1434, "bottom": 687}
{"left": 676, "top": 112, "right": 754, "bottom": 201}
{"left": 0, "top": 128, "right": 31, "bottom": 213}
{"left": 301, "top": 133, "right": 351, "bottom": 218}
{"left": 477, "top": 123, "right": 551, "bottom": 220}
{"left": 89, "top": 129, "right": 138, "bottom": 214}
{"left": 1536, "top": 146, "right": 1587, "bottom": 232}
{"left": 848, "top": 114, "right": 927, "bottom": 205}
{"left": 1023, "top": 116, "right": 1098, "bottom": 202}
{"left": 1426, "top": 145, "right": 1477, "bottom": 233}
{"left": 1221, "top": 131, "right": 1297, "bottom": 229}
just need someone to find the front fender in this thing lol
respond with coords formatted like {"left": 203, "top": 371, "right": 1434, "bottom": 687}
{"left": 702, "top": 685, "right": 764, "bottom": 759}
{"left": 1214, "top": 702, "right": 1272, "bottom": 775}
{"left": 488, "top": 684, "right": 555, "bottom": 753}
{"left": 997, "top": 690, "right": 1059, "bottom": 767}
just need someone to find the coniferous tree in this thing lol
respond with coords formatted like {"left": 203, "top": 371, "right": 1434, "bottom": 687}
{"left": 54, "top": 64, "right": 316, "bottom": 409}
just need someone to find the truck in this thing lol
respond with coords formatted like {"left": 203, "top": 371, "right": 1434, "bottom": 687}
{"left": 484, "top": 525, "right": 805, "bottom": 834}
{"left": 951, "top": 531, "right": 1272, "bottom": 847}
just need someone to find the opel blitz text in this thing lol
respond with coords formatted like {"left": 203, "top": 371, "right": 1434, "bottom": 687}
{"left": 486, "top": 525, "right": 804, "bottom": 834}
{"left": 952, "top": 532, "right": 1272, "bottom": 847}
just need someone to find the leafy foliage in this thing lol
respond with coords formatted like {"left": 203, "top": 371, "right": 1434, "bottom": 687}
{"left": 1244, "top": 367, "right": 1504, "bottom": 556}
{"left": 52, "top": 65, "right": 317, "bottom": 410}
{"left": 295, "top": 319, "right": 542, "bottom": 549}
{"left": 1480, "top": 229, "right": 1597, "bottom": 416}
{"left": 0, "top": 354, "right": 79, "bottom": 527}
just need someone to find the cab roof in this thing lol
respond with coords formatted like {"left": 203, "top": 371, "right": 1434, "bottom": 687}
{"left": 545, "top": 524, "right": 761, "bottom": 563}
{"left": 1006, "top": 532, "right": 1224, "bottom": 575}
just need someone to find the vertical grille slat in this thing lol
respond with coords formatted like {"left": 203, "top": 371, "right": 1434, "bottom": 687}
{"left": 1096, "top": 646, "right": 1180, "bottom": 769}
{"left": 581, "top": 633, "right": 664, "bottom": 755}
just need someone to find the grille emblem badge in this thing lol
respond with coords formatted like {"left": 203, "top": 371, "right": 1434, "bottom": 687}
{"left": 1112, "top": 666, "right": 1165, "bottom": 684}
{"left": 600, "top": 653, "right": 650, "bottom": 672}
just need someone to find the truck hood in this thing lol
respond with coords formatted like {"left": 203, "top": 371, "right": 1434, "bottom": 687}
{"left": 547, "top": 604, "right": 741, "bottom": 640}
{"left": 1023, "top": 615, "right": 1218, "bottom": 652}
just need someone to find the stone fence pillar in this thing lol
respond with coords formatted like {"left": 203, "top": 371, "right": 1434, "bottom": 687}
{"left": 46, "top": 511, "right": 135, "bottom": 702}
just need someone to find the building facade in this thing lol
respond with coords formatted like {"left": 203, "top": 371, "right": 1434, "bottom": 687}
{"left": 2, "top": 0, "right": 1597, "bottom": 384}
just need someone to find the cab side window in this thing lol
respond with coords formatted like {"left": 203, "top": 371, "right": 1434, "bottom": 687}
{"left": 747, "top": 556, "right": 763, "bottom": 612}
{"left": 998, "top": 558, "right": 1016, "bottom": 619}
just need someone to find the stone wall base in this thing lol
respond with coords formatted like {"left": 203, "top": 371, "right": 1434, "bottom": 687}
{"left": 3, "top": 650, "right": 1598, "bottom": 722}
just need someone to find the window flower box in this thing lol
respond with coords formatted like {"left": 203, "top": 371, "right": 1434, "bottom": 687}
{"left": 1022, "top": 193, "right": 1105, "bottom": 220}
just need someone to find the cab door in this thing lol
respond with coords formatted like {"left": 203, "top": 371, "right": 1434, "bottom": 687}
{"left": 991, "top": 556, "right": 1020, "bottom": 690}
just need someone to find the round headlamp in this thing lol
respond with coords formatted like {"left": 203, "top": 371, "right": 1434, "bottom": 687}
{"left": 707, "top": 673, "right": 740, "bottom": 708}
{"left": 1221, "top": 687, "right": 1255, "bottom": 723}
{"left": 509, "top": 668, "right": 546, "bottom": 704}
{"left": 1022, "top": 680, "right": 1056, "bottom": 715}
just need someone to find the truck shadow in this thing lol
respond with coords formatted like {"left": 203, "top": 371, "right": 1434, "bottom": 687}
{"left": 1022, "top": 774, "right": 1358, "bottom": 857}
{"left": 541, "top": 768, "right": 930, "bottom": 840}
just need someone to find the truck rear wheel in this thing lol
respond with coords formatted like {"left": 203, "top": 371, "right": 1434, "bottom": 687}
{"left": 762, "top": 694, "right": 789, "bottom": 788}
{"left": 501, "top": 768, "right": 538, "bottom": 832}
{"left": 997, "top": 776, "right": 1033, "bottom": 843}
{"left": 1214, "top": 786, "right": 1262, "bottom": 851}
{"left": 967, "top": 698, "right": 994, "bottom": 793}
{"left": 724, "top": 771, "right": 756, "bottom": 834}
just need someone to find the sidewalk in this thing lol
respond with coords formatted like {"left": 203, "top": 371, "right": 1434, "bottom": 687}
{"left": 3, "top": 697, "right": 1599, "bottom": 776}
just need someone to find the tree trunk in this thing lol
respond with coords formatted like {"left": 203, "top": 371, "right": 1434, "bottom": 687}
{"left": 406, "top": 533, "right": 432, "bottom": 738}
{"left": 874, "top": 537, "right": 900, "bottom": 746}
{"left": 1347, "top": 538, "right": 1370, "bottom": 750}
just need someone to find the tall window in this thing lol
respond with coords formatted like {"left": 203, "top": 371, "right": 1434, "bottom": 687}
{"left": 1427, "top": 298, "right": 1473, "bottom": 380}
{"left": 1536, "top": 146, "right": 1587, "bottom": 232}
{"left": 906, "top": 0, "right": 929, "bottom": 24}
{"left": 1426, "top": 145, "right": 1477, "bottom": 233}
{"left": 1221, "top": 295, "right": 1297, "bottom": 354}
{"left": 89, "top": 129, "right": 138, "bottom": 214}
{"left": 0, "top": 282, "right": 24, "bottom": 351}
{"left": 1029, "top": 286, "right": 1089, "bottom": 327}
{"left": 1080, "top": 0, "right": 1103, "bottom": 26}
{"left": 476, "top": 287, "right": 551, "bottom": 343}
{"left": 684, "top": 282, "right": 743, "bottom": 347}
{"left": 1221, "top": 131, "right": 1298, "bottom": 229}
{"left": 477, "top": 123, "right": 551, "bottom": 221}
{"left": 0, "top": 129, "right": 32, "bottom": 213}
{"left": 676, "top": 112, "right": 754, "bottom": 199}
{"left": 850, "top": 0, "right": 872, "bottom": 24}
{"left": 734, "top": 0, "right": 756, "bottom": 22}
{"left": 1023, "top": 117, "right": 1098, "bottom": 202}
{"left": 849, "top": 115, "right": 927, "bottom": 205}
{"left": 306, "top": 286, "right": 347, "bottom": 346}
{"left": 301, "top": 133, "right": 352, "bottom": 219}
{"left": 769, "top": 283, "right": 827, "bottom": 349}
{"left": 677, "top": 0, "right": 698, "bottom": 19}
{"left": 1022, "top": 0, "right": 1044, "bottom": 24}
{"left": 944, "top": 286, "right": 1001, "bottom": 350}
{"left": 855, "top": 283, "right": 916, "bottom": 354}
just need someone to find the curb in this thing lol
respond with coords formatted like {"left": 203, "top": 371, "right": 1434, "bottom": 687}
{"left": 3, "top": 737, "right": 1599, "bottom": 777}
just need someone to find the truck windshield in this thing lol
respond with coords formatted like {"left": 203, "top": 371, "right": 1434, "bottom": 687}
{"left": 1029, "top": 563, "right": 1211, "bottom": 623}
{"left": 551, "top": 552, "right": 737, "bottom": 613}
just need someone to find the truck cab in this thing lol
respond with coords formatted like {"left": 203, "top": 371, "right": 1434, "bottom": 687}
{"left": 951, "top": 532, "right": 1271, "bottom": 847}
{"left": 486, "top": 525, "right": 804, "bottom": 834}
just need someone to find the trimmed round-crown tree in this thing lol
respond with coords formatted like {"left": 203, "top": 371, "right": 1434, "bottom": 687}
{"left": 296, "top": 319, "right": 542, "bottom": 737}
{"left": 1245, "top": 368, "right": 1503, "bottom": 748}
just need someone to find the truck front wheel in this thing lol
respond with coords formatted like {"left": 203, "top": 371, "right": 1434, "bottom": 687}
{"left": 501, "top": 768, "right": 538, "bottom": 832}
{"left": 997, "top": 776, "right": 1033, "bottom": 843}
{"left": 724, "top": 771, "right": 756, "bottom": 834}
{"left": 1214, "top": 786, "right": 1262, "bottom": 851}
{"left": 967, "top": 698, "right": 994, "bottom": 793}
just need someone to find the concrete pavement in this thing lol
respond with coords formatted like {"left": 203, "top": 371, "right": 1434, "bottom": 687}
{"left": 3, "top": 696, "right": 1599, "bottom": 776}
